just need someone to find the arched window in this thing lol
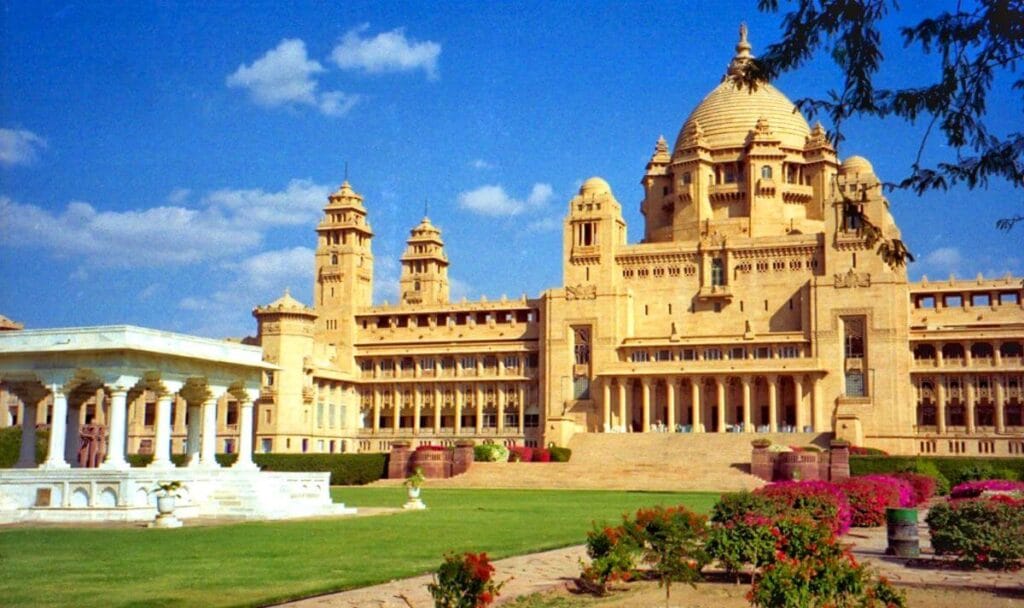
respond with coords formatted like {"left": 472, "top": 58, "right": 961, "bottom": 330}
{"left": 761, "top": 165, "right": 773, "bottom": 179}
{"left": 330, "top": 253, "right": 338, "bottom": 265}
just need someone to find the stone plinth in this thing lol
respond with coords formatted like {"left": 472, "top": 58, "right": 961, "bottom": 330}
{"left": 777, "top": 452, "right": 821, "bottom": 481}
{"left": 750, "top": 445, "right": 774, "bottom": 481}
{"left": 411, "top": 448, "right": 449, "bottom": 479}
{"left": 829, "top": 442, "right": 850, "bottom": 482}
{"left": 388, "top": 441, "right": 412, "bottom": 479}
{"left": 451, "top": 440, "right": 475, "bottom": 477}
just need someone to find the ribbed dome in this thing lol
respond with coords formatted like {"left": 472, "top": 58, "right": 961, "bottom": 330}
{"left": 675, "top": 80, "right": 811, "bottom": 151}
{"left": 579, "top": 177, "right": 612, "bottom": 196}
{"left": 841, "top": 155, "right": 874, "bottom": 174}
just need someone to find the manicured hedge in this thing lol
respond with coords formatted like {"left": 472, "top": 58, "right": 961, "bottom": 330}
{"left": 127, "top": 452, "right": 387, "bottom": 485}
{"left": 850, "top": 456, "right": 1024, "bottom": 487}
{"left": 0, "top": 427, "right": 49, "bottom": 468}
{"left": 549, "top": 446, "right": 572, "bottom": 462}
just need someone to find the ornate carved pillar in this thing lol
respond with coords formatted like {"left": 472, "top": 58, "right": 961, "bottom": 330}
{"left": 392, "top": 385, "right": 401, "bottom": 433}
{"left": 517, "top": 385, "right": 525, "bottom": 435}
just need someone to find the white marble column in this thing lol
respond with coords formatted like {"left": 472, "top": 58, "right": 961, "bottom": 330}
{"left": 186, "top": 403, "right": 201, "bottom": 466}
{"left": 42, "top": 388, "right": 70, "bottom": 469}
{"left": 101, "top": 388, "right": 130, "bottom": 470}
{"left": 16, "top": 403, "right": 38, "bottom": 468}
{"left": 200, "top": 394, "right": 220, "bottom": 468}
{"left": 150, "top": 391, "right": 176, "bottom": 469}
{"left": 233, "top": 390, "right": 258, "bottom": 470}
{"left": 64, "top": 403, "right": 82, "bottom": 467}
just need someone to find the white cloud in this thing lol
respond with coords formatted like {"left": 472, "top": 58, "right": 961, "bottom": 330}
{"left": 919, "top": 246, "right": 962, "bottom": 276}
{"left": 0, "top": 128, "right": 47, "bottom": 167}
{"left": 0, "top": 179, "right": 331, "bottom": 268}
{"left": 166, "top": 188, "right": 191, "bottom": 204}
{"left": 178, "top": 247, "right": 315, "bottom": 337}
{"left": 527, "top": 216, "right": 562, "bottom": 232}
{"left": 470, "top": 159, "right": 495, "bottom": 170}
{"left": 331, "top": 25, "right": 441, "bottom": 79}
{"left": 457, "top": 182, "right": 554, "bottom": 216}
{"left": 227, "top": 39, "right": 358, "bottom": 116}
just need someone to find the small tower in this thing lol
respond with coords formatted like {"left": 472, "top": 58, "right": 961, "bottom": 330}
{"left": 313, "top": 180, "right": 374, "bottom": 362}
{"left": 399, "top": 216, "right": 450, "bottom": 305}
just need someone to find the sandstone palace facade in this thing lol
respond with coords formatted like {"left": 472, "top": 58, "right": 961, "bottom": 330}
{"left": 4, "top": 28, "right": 1021, "bottom": 459}
{"left": 246, "top": 29, "right": 1024, "bottom": 458}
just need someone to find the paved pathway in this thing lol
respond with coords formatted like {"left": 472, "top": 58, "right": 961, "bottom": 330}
{"left": 276, "top": 509, "right": 1023, "bottom": 607}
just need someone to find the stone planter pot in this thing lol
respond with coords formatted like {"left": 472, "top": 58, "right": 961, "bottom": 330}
{"left": 157, "top": 495, "right": 176, "bottom": 515}
{"left": 150, "top": 494, "right": 183, "bottom": 529}
{"left": 407, "top": 486, "right": 421, "bottom": 500}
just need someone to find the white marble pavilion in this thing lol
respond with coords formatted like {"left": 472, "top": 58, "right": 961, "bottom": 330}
{"left": 0, "top": 325, "right": 354, "bottom": 524}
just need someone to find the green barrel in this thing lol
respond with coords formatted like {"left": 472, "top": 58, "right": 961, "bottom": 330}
{"left": 885, "top": 508, "right": 919, "bottom": 557}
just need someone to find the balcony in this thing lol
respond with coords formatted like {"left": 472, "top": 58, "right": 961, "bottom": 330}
{"left": 696, "top": 284, "right": 733, "bottom": 302}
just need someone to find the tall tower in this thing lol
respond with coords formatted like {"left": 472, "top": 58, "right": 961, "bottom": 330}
{"left": 313, "top": 180, "right": 374, "bottom": 363}
{"left": 399, "top": 216, "right": 449, "bottom": 305}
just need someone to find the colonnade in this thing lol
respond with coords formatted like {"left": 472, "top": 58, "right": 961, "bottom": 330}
{"left": 598, "top": 374, "right": 823, "bottom": 433}
{"left": 363, "top": 382, "right": 530, "bottom": 435}
{"left": 915, "top": 373, "right": 1023, "bottom": 434}
{"left": 6, "top": 375, "right": 258, "bottom": 471}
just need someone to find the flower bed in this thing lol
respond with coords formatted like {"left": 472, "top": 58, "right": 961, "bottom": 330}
{"left": 839, "top": 477, "right": 900, "bottom": 527}
{"left": 950, "top": 479, "right": 1024, "bottom": 499}
{"left": 893, "top": 472, "right": 938, "bottom": 504}
{"left": 753, "top": 480, "right": 852, "bottom": 535}
{"left": 926, "top": 494, "right": 1024, "bottom": 569}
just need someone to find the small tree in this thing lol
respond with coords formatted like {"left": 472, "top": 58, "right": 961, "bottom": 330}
{"left": 628, "top": 506, "right": 709, "bottom": 607}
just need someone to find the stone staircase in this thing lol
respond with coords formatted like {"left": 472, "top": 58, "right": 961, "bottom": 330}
{"left": 421, "top": 432, "right": 831, "bottom": 492}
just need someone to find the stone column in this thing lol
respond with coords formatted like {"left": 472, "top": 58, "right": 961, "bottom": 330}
{"left": 795, "top": 376, "right": 806, "bottom": 432}
{"left": 993, "top": 342, "right": 1003, "bottom": 366}
{"left": 433, "top": 387, "right": 442, "bottom": 433}
{"left": 371, "top": 387, "right": 381, "bottom": 433}
{"left": 16, "top": 403, "right": 38, "bottom": 468}
{"left": 150, "top": 392, "right": 176, "bottom": 468}
{"left": 715, "top": 377, "right": 726, "bottom": 433}
{"left": 233, "top": 392, "right": 258, "bottom": 470}
{"left": 42, "top": 388, "right": 70, "bottom": 469}
{"left": 602, "top": 380, "right": 611, "bottom": 431}
{"left": 767, "top": 375, "right": 778, "bottom": 433}
{"left": 640, "top": 377, "right": 651, "bottom": 432}
{"left": 497, "top": 384, "right": 506, "bottom": 433}
{"left": 186, "top": 403, "right": 201, "bottom": 466}
{"left": 454, "top": 386, "right": 463, "bottom": 434}
{"left": 741, "top": 376, "right": 752, "bottom": 432}
{"left": 811, "top": 378, "right": 823, "bottom": 432}
{"left": 64, "top": 402, "right": 82, "bottom": 467}
{"left": 995, "top": 376, "right": 1006, "bottom": 433}
{"left": 666, "top": 380, "right": 676, "bottom": 432}
{"left": 392, "top": 386, "right": 401, "bottom": 433}
{"left": 200, "top": 394, "right": 219, "bottom": 468}
{"left": 936, "top": 376, "right": 947, "bottom": 434}
{"left": 102, "top": 388, "right": 130, "bottom": 470}
{"left": 617, "top": 381, "right": 627, "bottom": 432}
{"left": 965, "top": 376, "right": 976, "bottom": 433}
{"left": 517, "top": 385, "right": 525, "bottom": 434}
{"left": 964, "top": 342, "right": 973, "bottom": 367}
{"left": 413, "top": 386, "right": 422, "bottom": 435}
{"left": 691, "top": 379, "right": 702, "bottom": 433}
{"left": 475, "top": 384, "right": 483, "bottom": 433}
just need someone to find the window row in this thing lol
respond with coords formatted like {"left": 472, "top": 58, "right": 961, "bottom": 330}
{"left": 359, "top": 354, "right": 538, "bottom": 376}
{"left": 360, "top": 309, "right": 539, "bottom": 329}
{"left": 913, "top": 291, "right": 1021, "bottom": 309}
{"left": 627, "top": 344, "right": 804, "bottom": 363}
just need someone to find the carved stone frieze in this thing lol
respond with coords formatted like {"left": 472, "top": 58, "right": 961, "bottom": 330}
{"left": 565, "top": 284, "right": 597, "bottom": 300}
{"left": 834, "top": 268, "right": 872, "bottom": 288}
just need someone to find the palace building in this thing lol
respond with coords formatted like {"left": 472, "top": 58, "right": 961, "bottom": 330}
{"left": 2, "top": 27, "right": 1022, "bottom": 460}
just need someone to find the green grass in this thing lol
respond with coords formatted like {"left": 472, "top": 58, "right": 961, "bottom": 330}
{"left": 0, "top": 488, "right": 717, "bottom": 608}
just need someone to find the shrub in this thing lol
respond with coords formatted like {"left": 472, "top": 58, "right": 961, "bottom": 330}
{"left": 548, "top": 446, "right": 572, "bottom": 462}
{"left": 750, "top": 551, "right": 906, "bottom": 608}
{"left": 926, "top": 496, "right": 1024, "bottom": 569}
{"left": 508, "top": 446, "right": 533, "bottom": 462}
{"left": 891, "top": 472, "right": 937, "bottom": 505}
{"left": 840, "top": 477, "right": 899, "bottom": 527}
{"left": 850, "top": 446, "right": 889, "bottom": 456}
{"left": 532, "top": 448, "right": 551, "bottom": 462}
{"left": 0, "top": 426, "right": 48, "bottom": 467}
{"left": 950, "top": 479, "right": 1024, "bottom": 499}
{"left": 254, "top": 453, "right": 386, "bottom": 485}
{"left": 755, "top": 480, "right": 852, "bottom": 535}
{"left": 705, "top": 512, "right": 777, "bottom": 583}
{"left": 861, "top": 475, "right": 916, "bottom": 507}
{"left": 710, "top": 491, "right": 779, "bottom": 525}
{"left": 428, "top": 552, "right": 506, "bottom": 608}
{"left": 473, "top": 443, "right": 509, "bottom": 463}
{"left": 626, "top": 506, "right": 708, "bottom": 602}
{"left": 580, "top": 524, "right": 637, "bottom": 595}
{"left": 849, "top": 456, "right": 1024, "bottom": 493}
{"left": 908, "top": 460, "right": 951, "bottom": 496}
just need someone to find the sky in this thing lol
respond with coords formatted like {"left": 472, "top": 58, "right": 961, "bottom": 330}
{"left": 1, "top": 1, "right": 1021, "bottom": 338}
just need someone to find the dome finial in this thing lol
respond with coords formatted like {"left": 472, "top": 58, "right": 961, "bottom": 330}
{"left": 727, "top": 22, "right": 754, "bottom": 78}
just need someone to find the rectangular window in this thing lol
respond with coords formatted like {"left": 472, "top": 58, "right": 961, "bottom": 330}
{"left": 656, "top": 350, "right": 672, "bottom": 362}
{"left": 843, "top": 317, "right": 865, "bottom": 359}
{"left": 730, "top": 347, "right": 745, "bottom": 360}
{"left": 711, "top": 258, "right": 725, "bottom": 286}
{"left": 704, "top": 348, "right": 722, "bottom": 361}
{"left": 681, "top": 349, "right": 696, "bottom": 361}
{"left": 573, "top": 376, "right": 591, "bottom": 400}
{"left": 379, "top": 359, "right": 394, "bottom": 371}
{"left": 526, "top": 353, "right": 539, "bottom": 368}
{"left": 504, "top": 355, "right": 519, "bottom": 370}
{"left": 780, "top": 346, "right": 800, "bottom": 359}
{"left": 525, "top": 414, "right": 540, "bottom": 427}
{"left": 260, "top": 438, "right": 272, "bottom": 453}
{"left": 845, "top": 371, "right": 866, "bottom": 397}
{"left": 421, "top": 358, "right": 435, "bottom": 371}
{"left": 144, "top": 402, "right": 156, "bottom": 427}
{"left": 316, "top": 403, "right": 324, "bottom": 428}
{"left": 226, "top": 403, "right": 238, "bottom": 426}
{"left": 573, "top": 327, "right": 591, "bottom": 365}
{"left": 755, "top": 346, "right": 771, "bottom": 359}
{"left": 631, "top": 351, "right": 650, "bottom": 363}
{"left": 329, "top": 404, "right": 336, "bottom": 428}
{"left": 461, "top": 356, "right": 477, "bottom": 370}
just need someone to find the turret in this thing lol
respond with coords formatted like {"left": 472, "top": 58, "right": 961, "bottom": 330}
{"left": 399, "top": 216, "right": 450, "bottom": 305}
{"left": 563, "top": 177, "right": 626, "bottom": 288}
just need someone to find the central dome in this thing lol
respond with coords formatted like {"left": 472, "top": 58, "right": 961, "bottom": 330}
{"left": 675, "top": 81, "right": 811, "bottom": 151}
{"left": 673, "top": 25, "right": 811, "bottom": 152}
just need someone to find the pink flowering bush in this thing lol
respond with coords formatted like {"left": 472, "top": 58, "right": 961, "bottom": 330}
{"left": 508, "top": 446, "right": 533, "bottom": 462}
{"left": 861, "top": 475, "right": 916, "bottom": 507}
{"left": 840, "top": 478, "right": 900, "bottom": 527}
{"left": 755, "top": 480, "right": 852, "bottom": 535}
{"left": 532, "top": 448, "right": 551, "bottom": 462}
{"left": 926, "top": 494, "right": 1024, "bottom": 569}
{"left": 893, "top": 472, "right": 937, "bottom": 505}
{"left": 950, "top": 479, "right": 1024, "bottom": 499}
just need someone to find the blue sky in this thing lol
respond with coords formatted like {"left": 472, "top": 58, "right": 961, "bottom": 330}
{"left": 1, "top": 1, "right": 1020, "bottom": 338}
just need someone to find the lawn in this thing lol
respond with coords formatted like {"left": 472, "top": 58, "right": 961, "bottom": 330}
{"left": 0, "top": 487, "right": 717, "bottom": 608}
